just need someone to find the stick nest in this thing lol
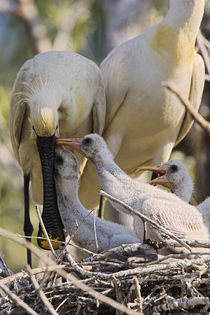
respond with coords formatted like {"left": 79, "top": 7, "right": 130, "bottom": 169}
{"left": 0, "top": 242, "right": 209, "bottom": 315}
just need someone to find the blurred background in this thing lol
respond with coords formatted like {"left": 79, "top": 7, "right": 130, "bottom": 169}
{"left": 0, "top": 0, "right": 209, "bottom": 272}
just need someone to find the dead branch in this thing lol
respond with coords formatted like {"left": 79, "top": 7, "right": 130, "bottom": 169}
{"left": 0, "top": 282, "right": 38, "bottom": 315}
{"left": 27, "top": 265, "right": 58, "bottom": 315}
{"left": 163, "top": 81, "right": 210, "bottom": 134}
{"left": 100, "top": 190, "right": 192, "bottom": 252}
{"left": 154, "top": 296, "right": 209, "bottom": 312}
{"left": 35, "top": 206, "right": 57, "bottom": 257}
{"left": 0, "top": 226, "right": 209, "bottom": 313}
{"left": 0, "top": 228, "right": 138, "bottom": 315}
{"left": 197, "top": 30, "right": 210, "bottom": 75}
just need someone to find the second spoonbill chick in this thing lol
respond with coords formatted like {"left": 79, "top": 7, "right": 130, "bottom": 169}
{"left": 57, "top": 134, "right": 209, "bottom": 243}
{"left": 141, "top": 160, "right": 194, "bottom": 203}
{"left": 142, "top": 160, "right": 209, "bottom": 232}
{"left": 54, "top": 147, "right": 140, "bottom": 253}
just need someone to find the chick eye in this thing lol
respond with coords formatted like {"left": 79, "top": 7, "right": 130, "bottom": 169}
{"left": 82, "top": 137, "right": 92, "bottom": 145}
{"left": 170, "top": 164, "right": 178, "bottom": 172}
{"left": 55, "top": 152, "right": 64, "bottom": 164}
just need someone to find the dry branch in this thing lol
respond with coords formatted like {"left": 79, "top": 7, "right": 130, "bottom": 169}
{"left": 0, "top": 228, "right": 138, "bottom": 315}
{"left": 100, "top": 190, "right": 192, "bottom": 252}
{"left": 0, "top": 225, "right": 209, "bottom": 314}
{"left": 27, "top": 265, "right": 58, "bottom": 315}
{"left": 163, "top": 81, "right": 210, "bottom": 134}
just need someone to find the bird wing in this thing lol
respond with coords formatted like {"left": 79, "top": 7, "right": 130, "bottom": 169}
{"left": 143, "top": 197, "right": 208, "bottom": 240}
{"left": 100, "top": 43, "right": 130, "bottom": 128}
{"left": 9, "top": 59, "right": 33, "bottom": 162}
{"left": 175, "top": 53, "right": 205, "bottom": 146}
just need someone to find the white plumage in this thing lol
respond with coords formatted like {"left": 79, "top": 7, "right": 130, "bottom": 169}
{"left": 9, "top": 50, "right": 106, "bottom": 206}
{"left": 54, "top": 147, "right": 140, "bottom": 252}
{"left": 78, "top": 0, "right": 205, "bottom": 209}
{"left": 147, "top": 159, "right": 210, "bottom": 233}
{"left": 9, "top": 51, "right": 106, "bottom": 261}
{"left": 58, "top": 134, "right": 209, "bottom": 244}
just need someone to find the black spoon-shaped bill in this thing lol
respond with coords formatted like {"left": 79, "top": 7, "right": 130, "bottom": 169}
{"left": 36, "top": 134, "right": 65, "bottom": 250}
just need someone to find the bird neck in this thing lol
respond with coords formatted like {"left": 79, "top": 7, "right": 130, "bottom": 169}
{"left": 149, "top": 0, "right": 204, "bottom": 66}
{"left": 165, "top": 0, "right": 204, "bottom": 39}
{"left": 198, "top": 197, "right": 210, "bottom": 221}
{"left": 172, "top": 179, "right": 193, "bottom": 203}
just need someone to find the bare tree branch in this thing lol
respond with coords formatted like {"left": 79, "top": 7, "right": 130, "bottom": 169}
{"left": 197, "top": 30, "right": 210, "bottom": 75}
{"left": 27, "top": 265, "right": 58, "bottom": 315}
{"left": 163, "top": 81, "right": 210, "bottom": 134}
{"left": 0, "top": 228, "right": 138, "bottom": 315}
{"left": 100, "top": 190, "right": 192, "bottom": 252}
{"left": 0, "top": 282, "right": 39, "bottom": 315}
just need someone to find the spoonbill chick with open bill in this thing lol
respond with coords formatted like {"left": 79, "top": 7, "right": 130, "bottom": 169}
{"left": 138, "top": 160, "right": 210, "bottom": 233}
{"left": 57, "top": 134, "right": 209, "bottom": 244}
{"left": 9, "top": 51, "right": 106, "bottom": 266}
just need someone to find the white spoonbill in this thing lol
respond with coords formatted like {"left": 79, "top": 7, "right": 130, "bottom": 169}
{"left": 142, "top": 160, "right": 210, "bottom": 232}
{"left": 9, "top": 51, "right": 106, "bottom": 265}
{"left": 78, "top": 0, "right": 205, "bottom": 209}
{"left": 57, "top": 134, "right": 209, "bottom": 244}
{"left": 54, "top": 147, "right": 141, "bottom": 252}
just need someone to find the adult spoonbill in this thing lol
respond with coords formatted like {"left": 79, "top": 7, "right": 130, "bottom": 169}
{"left": 54, "top": 147, "right": 141, "bottom": 252}
{"left": 57, "top": 134, "right": 209, "bottom": 244}
{"left": 142, "top": 160, "right": 210, "bottom": 232}
{"left": 9, "top": 51, "right": 106, "bottom": 265}
{"left": 77, "top": 0, "right": 205, "bottom": 210}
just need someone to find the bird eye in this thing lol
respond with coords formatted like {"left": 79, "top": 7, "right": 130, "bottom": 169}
{"left": 170, "top": 164, "right": 178, "bottom": 172}
{"left": 55, "top": 152, "right": 63, "bottom": 165}
{"left": 82, "top": 137, "right": 92, "bottom": 145}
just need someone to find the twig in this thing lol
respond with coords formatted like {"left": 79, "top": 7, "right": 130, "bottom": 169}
{"left": 17, "top": 233, "right": 97, "bottom": 256}
{"left": 62, "top": 206, "right": 97, "bottom": 254}
{"left": 153, "top": 296, "right": 209, "bottom": 312}
{"left": 133, "top": 277, "right": 143, "bottom": 313}
{"left": 130, "top": 251, "right": 210, "bottom": 267}
{"left": 162, "top": 81, "right": 210, "bottom": 134}
{"left": 109, "top": 256, "right": 210, "bottom": 279}
{"left": 93, "top": 209, "right": 99, "bottom": 250}
{"left": 27, "top": 265, "right": 58, "bottom": 315}
{"left": 66, "top": 251, "right": 113, "bottom": 280}
{"left": 0, "top": 266, "right": 65, "bottom": 286}
{"left": 163, "top": 239, "right": 210, "bottom": 249}
{"left": 0, "top": 228, "right": 139, "bottom": 315}
{"left": 35, "top": 206, "right": 57, "bottom": 258}
{"left": 84, "top": 243, "right": 155, "bottom": 262}
{"left": 0, "top": 282, "right": 38, "bottom": 315}
{"left": 197, "top": 30, "right": 210, "bottom": 75}
{"left": 113, "top": 279, "right": 124, "bottom": 315}
{"left": 100, "top": 190, "right": 192, "bottom": 252}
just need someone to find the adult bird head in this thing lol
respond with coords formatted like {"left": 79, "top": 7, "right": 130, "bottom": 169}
{"left": 30, "top": 104, "right": 65, "bottom": 250}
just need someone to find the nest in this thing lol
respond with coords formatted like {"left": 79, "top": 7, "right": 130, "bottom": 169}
{"left": 0, "top": 241, "right": 210, "bottom": 315}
